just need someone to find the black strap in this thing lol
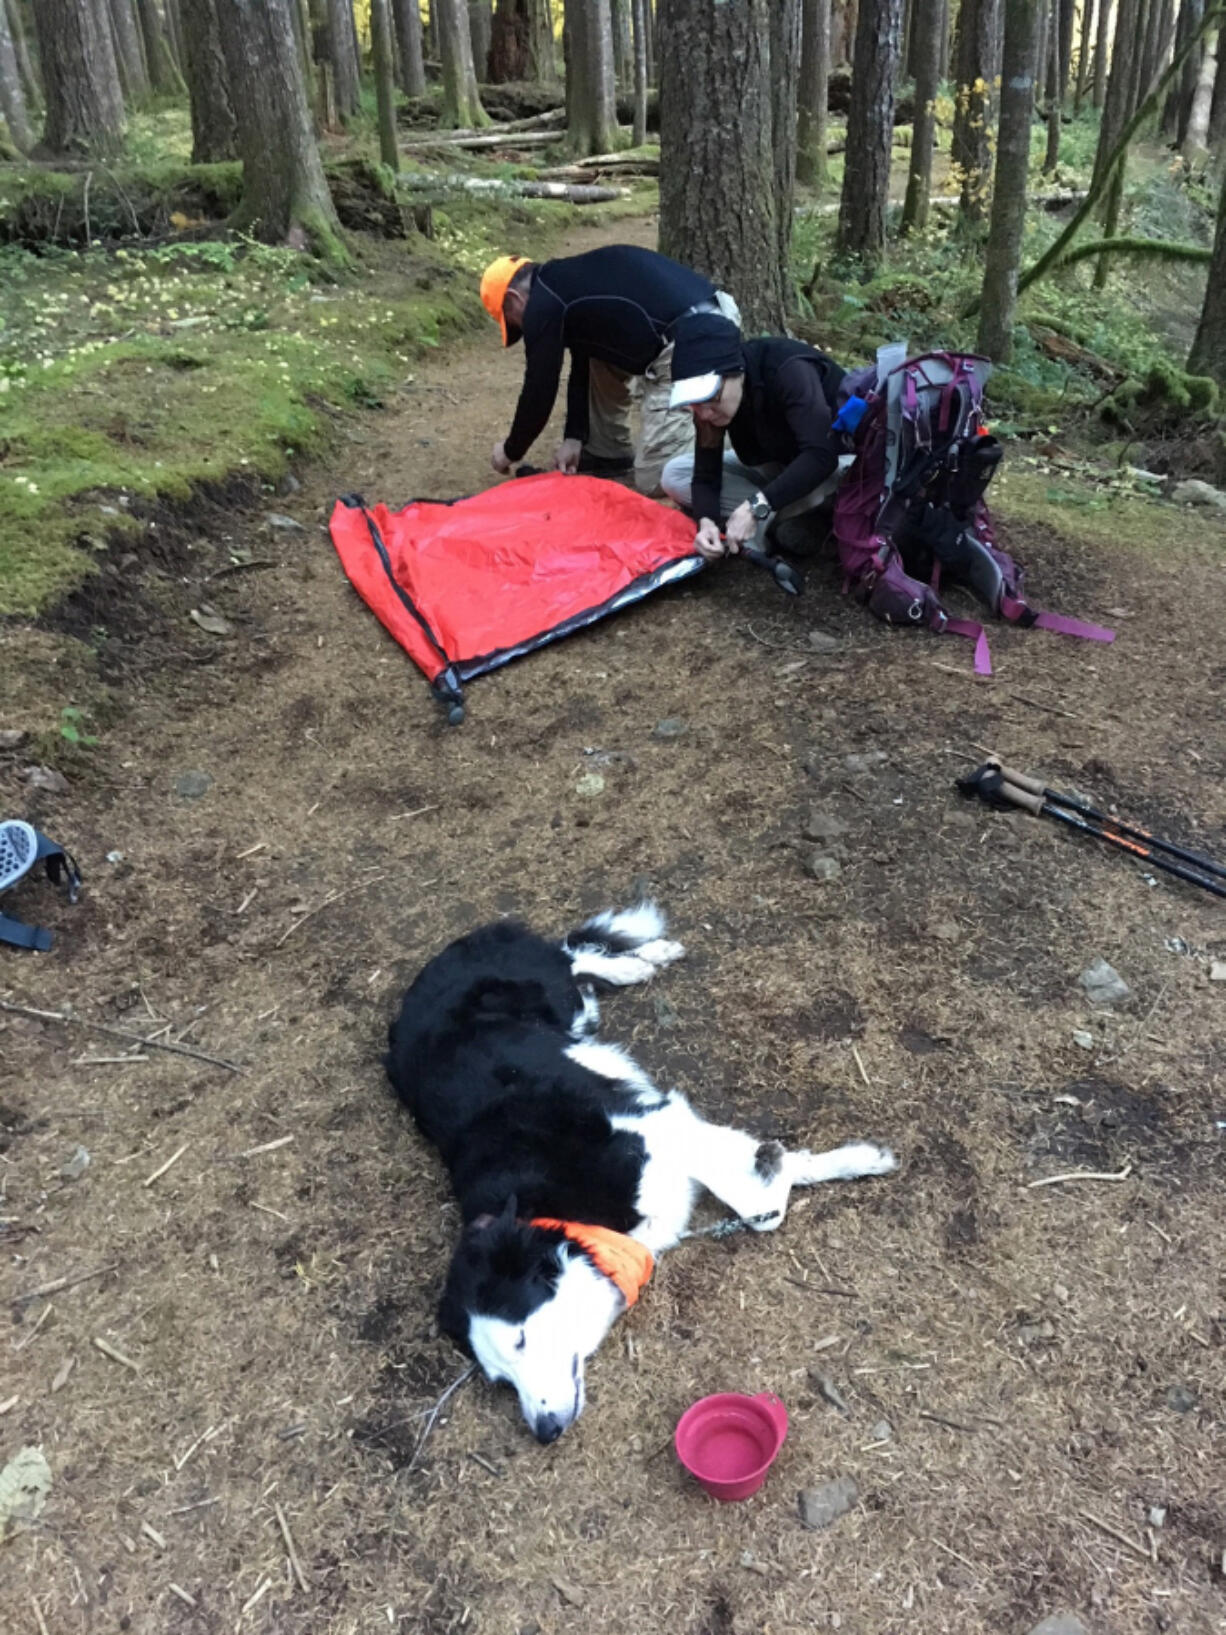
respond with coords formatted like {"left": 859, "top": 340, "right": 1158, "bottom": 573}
{"left": 0, "top": 911, "right": 52, "bottom": 952}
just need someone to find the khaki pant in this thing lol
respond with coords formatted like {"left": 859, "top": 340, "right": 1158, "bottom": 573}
{"left": 660, "top": 449, "right": 853, "bottom": 531}
{"left": 585, "top": 290, "right": 742, "bottom": 496}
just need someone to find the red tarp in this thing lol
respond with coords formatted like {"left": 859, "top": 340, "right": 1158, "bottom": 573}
{"left": 329, "top": 474, "right": 703, "bottom": 716}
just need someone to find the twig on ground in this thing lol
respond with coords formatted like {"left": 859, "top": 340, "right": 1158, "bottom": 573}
{"left": 170, "top": 1496, "right": 219, "bottom": 1515}
{"left": 15, "top": 1263, "right": 118, "bottom": 1307}
{"left": 273, "top": 871, "right": 386, "bottom": 949}
{"left": 141, "top": 1521, "right": 166, "bottom": 1549}
{"left": 240, "top": 1577, "right": 272, "bottom": 1617}
{"left": 786, "top": 1276, "right": 859, "bottom": 1298}
{"left": 143, "top": 1144, "right": 188, "bottom": 1188}
{"left": 236, "top": 840, "right": 267, "bottom": 860}
{"left": 73, "top": 1054, "right": 150, "bottom": 1065}
{"left": 407, "top": 1364, "right": 478, "bottom": 1472}
{"left": 744, "top": 622, "right": 832, "bottom": 655}
{"left": 0, "top": 1395, "right": 18, "bottom": 1414}
{"left": 389, "top": 804, "right": 439, "bottom": 822}
{"left": 31, "top": 1597, "right": 51, "bottom": 1635}
{"left": 0, "top": 999, "right": 243, "bottom": 1074}
{"left": 274, "top": 1502, "right": 310, "bottom": 1592}
{"left": 169, "top": 1584, "right": 198, "bottom": 1608}
{"left": 250, "top": 1201, "right": 289, "bottom": 1222}
{"left": 238, "top": 1135, "right": 294, "bottom": 1159}
{"left": 1027, "top": 1163, "right": 1133, "bottom": 1188}
{"left": 919, "top": 1408, "right": 978, "bottom": 1433}
{"left": 851, "top": 1045, "right": 871, "bottom": 1086}
{"left": 206, "top": 558, "right": 281, "bottom": 581}
{"left": 12, "top": 1303, "right": 53, "bottom": 1352}
{"left": 94, "top": 1335, "right": 140, "bottom": 1373}
{"left": 1011, "top": 692, "right": 1081, "bottom": 720}
{"left": 467, "top": 1450, "right": 503, "bottom": 1477}
{"left": 1079, "top": 1510, "right": 1153, "bottom": 1563}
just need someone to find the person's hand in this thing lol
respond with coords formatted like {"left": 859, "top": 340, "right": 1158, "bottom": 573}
{"left": 725, "top": 500, "right": 757, "bottom": 547}
{"left": 491, "top": 441, "right": 513, "bottom": 475}
{"left": 694, "top": 518, "right": 726, "bottom": 559}
{"left": 555, "top": 438, "right": 582, "bottom": 474}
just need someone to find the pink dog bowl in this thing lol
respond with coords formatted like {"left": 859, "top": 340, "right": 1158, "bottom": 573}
{"left": 674, "top": 1392, "right": 788, "bottom": 1501}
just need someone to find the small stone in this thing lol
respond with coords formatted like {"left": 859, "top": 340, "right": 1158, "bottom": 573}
{"left": 1019, "top": 1319, "right": 1056, "bottom": 1347}
{"left": 1210, "top": 961, "right": 1226, "bottom": 982}
{"left": 174, "top": 770, "right": 213, "bottom": 800}
{"left": 803, "top": 810, "right": 848, "bottom": 843}
{"left": 870, "top": 1418, "right": 893, "bottom": 1442}
{"left": 574, "top": 772, "right": 605, "bottom": 799}
{"left": 930, "top": 920, "right": 961, "bottom": 943}
{"left": 551, "top": 1577, "right": 586, "bottom": 1609}
{"left": 1072, "top": 1029, "right": 1095, "bottom": 1050}
{"left": 1149, "top": 1505, "right": 1166, "bottom": 1528}
{"left": 1165, "top": 1383, "right": 1197, "bottom": 1414}
{"left": 278, "top": 473, "right": 302, "bottom": 496}
{"left": 1052, "top": 1282, "right": 1070, "bottom": 1304}
{"left": 0, "top": 729, "right": 27, "bottom": 750}
{"left": 265, "top": 512, "right": 306, "bottom": 533}
{"left": 798, "top": 1476, "right": 859, "bottom": 1531}
{"left": 739, "top": 1550, "right": 770, "bottom": 1576}
{"left": 24, "top": 765, "right": 69, "bottom": 795}
{"left": 61, "top": 1145, "right": 90, "bottom": 1181}
{"left": 809, "top": 1371, "right": 849, "bottom": 1414}
{"left": 190, "top": 605, "right": 233, "bottom": 637}
{"left": 97, "top": 504, "right": 121, "bottom": 517}
{"left": 106, "top": 850, "right": 125, "bottom": 865}
{"left": 652, "top": 994, "right": 679, "bottom": 1029}
{"left": 652, "top": 718, "right": 686, "bottom": 739}
{"left": 1026, "top": 1616, "right": 1091, "bottom": 1635}
{"left": 1171, "top": 478, "right": 1226, "bottom": 512}
{"left": 844, "top": 750, "right": 888, "bottom": 773}
{"left": 1079, "top": 958, "right": 1131, "bottom": 1006}
{"left": 806, "top": 629, "right": 841, "bottom": 654}
{"left": 805, "top": 853, "right": 843, "bottom": 882}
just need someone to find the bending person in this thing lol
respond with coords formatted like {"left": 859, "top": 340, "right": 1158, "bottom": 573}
{"left": 662, "top": 318, "right": 849, "bottom": 558}
{"left": 480, "top": 246, "right": 741, "bottom": 495}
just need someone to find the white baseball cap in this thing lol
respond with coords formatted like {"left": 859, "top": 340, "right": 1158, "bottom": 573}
{"left": 669, "top": 372, "right": 724, "bottom": 409}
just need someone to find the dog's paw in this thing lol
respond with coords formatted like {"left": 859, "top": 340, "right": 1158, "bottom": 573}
{"left": 749, "top": 1207, "right": 784, "bottom": 1232}
{"left": 636, "top": 938, "right": 686, "bottom": 968}
{"left": 841, "top": 1141, "right": 898, "bottom": 1178}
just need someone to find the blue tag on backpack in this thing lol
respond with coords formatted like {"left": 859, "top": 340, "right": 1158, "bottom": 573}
{"left": 833, "top": 395, "right": 869, "bottom": 436}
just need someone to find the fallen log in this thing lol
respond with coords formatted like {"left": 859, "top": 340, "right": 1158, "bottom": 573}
{"left": 396, "top": 173, "right": 624, "bottom": 204}
{"left": 400, "top": 128, "right": 564, "bottom": 151}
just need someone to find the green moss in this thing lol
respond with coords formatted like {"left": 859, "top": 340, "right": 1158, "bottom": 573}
{"left": 994, "top": 465, "right": 1226, "bottom": 559}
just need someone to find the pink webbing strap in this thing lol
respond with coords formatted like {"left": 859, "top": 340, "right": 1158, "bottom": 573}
{"left": 945, "top": 617, "right": 993, "bottom": 675}
{"left": 1033, "top": 611, "right": 1116, "bottom": 644}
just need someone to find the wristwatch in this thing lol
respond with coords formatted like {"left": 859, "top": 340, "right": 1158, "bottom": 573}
{"left": 750, "top": 490, "right": 772, "bottom": 521}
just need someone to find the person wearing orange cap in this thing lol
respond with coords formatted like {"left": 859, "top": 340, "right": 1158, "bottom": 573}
{"left": 480, "top": 245, "right": 741, "bottom": 496}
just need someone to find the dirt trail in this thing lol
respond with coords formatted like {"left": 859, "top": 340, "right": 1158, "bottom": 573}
{"left": 2, "top": 214, "right": 1224, "bottom": 1635}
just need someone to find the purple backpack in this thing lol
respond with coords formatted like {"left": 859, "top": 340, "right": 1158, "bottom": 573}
{"left": 832, "top": 347, "right": 1113, "bottom": 673}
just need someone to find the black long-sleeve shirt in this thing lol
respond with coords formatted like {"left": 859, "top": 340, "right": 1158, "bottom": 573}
{"left": 690, "top": 339, "right": 846, "bottom": 528}
{"left": 503, "top": 246, "right": 717, "bottom": 462}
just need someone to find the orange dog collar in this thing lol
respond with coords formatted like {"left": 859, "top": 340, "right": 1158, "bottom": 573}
{"left": 531, "top": 1218, "right": 654, "bottom": 1307}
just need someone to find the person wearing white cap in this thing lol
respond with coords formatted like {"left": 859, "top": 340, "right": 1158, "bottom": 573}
{"left": 662, "top": 319, "right": 849, "bottom": 559}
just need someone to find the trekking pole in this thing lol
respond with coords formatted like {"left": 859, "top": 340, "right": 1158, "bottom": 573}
{"left": 956, "top": 762, "right": 1226, "bottom": 900}
{"left": 995, "top": 763, "right": 1226, "bottom": 883}
{"left": 741, "top": 544, "right": 803, "bottom": 597}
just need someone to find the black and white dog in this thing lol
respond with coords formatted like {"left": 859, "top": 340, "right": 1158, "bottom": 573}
{"left": 386, "top": 904, "right": 896, "bottom": 1444}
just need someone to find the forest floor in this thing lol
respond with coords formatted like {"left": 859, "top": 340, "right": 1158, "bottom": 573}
{"left": 2, "top": 209, "right": 1225, "bottom": 1635}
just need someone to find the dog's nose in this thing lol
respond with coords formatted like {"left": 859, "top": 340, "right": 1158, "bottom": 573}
{"left": 533, "top": 1413, "right": 565, "bottom": 1445}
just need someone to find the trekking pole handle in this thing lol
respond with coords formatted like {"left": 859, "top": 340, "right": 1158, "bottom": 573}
{"left": 997, "top": 764, "right": 1045, "bottom": 797}
{"left": 991, "top": 780, "right": 1046, "bottom": 817}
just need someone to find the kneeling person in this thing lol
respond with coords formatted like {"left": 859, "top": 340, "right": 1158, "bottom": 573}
{"left": 662, "top": 319, "right": 848, "bottom": 559}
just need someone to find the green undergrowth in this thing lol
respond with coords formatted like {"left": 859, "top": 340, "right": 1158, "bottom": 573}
{"left": 0, "top": 191, "right": 589, "bottom": 615}
{"left": 993, "top": 462, "right": 1226, "bottom": 560}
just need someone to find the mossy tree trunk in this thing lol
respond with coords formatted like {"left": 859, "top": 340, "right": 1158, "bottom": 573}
{"left": 1188, "top": 162, "right": 1226, "bottom": 383}
{"left": 836, "top": 0, "right": 903, "bottom": 261}
{"left": 900, "top": 0, "right": 941, "bottom": 229}
{"left": 0, "top": 0, "right": 34, "bottom": 150}
{"left": 771, "top": 0, "right": 801, "bottom": 291}
{"left": 108, "top": 0, "right": 151, "bottom": 103}
{"left": 797, "top": 0, "right": 832, "bottom": 189}
{"left": 1074, "top": 0, "right": 1096, "bottom": 111}
{"left": 978, "top": 0, "right": 1042, "bottom": 358}
{"left": 371, "top": 0, "right": 399, "bottom": 167}
{"left": 327, "top": 0, "right": 361, "bottom": 118}
{"left": 180, "top": 0, "right": 237, "bottom": 160}
{"left": 658, "top": 0, "right": 785, "bottom": 328}
{"left": 631, "top": 0, "right": 648, "bottom": 140}
{"left": 391, "top": 0, "right": 426, "bottom": 94}
{"left": 32, "top": 0, "right": 125, "bottom": 157}
{"left": 1184, "top": 24, "right": 1217, "bottom": 149}
{"left": 951, "top": 0, "right": 1000, "bottom": 221}
{"left": 488, "top": 0, "right": 554, "bottom": 81}
{"left": 565, "top": 0, "right": 617, "bottom": 154}
{"left": 438, "top": 0, "right": 489, "bottom": 125}
{"left": 1208, "top": 33, "right": 1226, "bottom": 149}
{"left": 214, "top": 0, "right": 348, "bottom": 264}
{"left": 135, "top": 0, "right": 184, "bottom": 91}
{"left": 1161, "top": 0, "right": 1202, "bottom": 135}
{"left": 1092, "top": 0, "right": 1113, "bottom": 102}
{"left": 470, "top": 0, "right": 493, "bottom": 76}
{"left": 1042, "top": 0, "right": 1075, "bottom": 168}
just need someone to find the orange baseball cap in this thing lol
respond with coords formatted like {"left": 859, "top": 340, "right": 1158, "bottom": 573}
{"left": 481, "top": 254, "right": 531, "bottom": 346}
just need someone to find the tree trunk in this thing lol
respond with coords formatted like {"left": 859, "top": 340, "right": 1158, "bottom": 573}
{"left": 1183, "top": 20, "right": 1216, "bottom": 148}
{"left": 1093, "top": 0, "right": 1112, "bottom": 100}
{"left": 1095, "top": 0, "right": 1148, "bottom": 283}
{"left": 836, "top": 0, "right": 903, "bottom": 260}
{"left": 166, "top": 0, "right": 187, "bottom": 69}
{"left": 978, "top": 0, "right": 1041, "bottom": 356}
{"left": 180, "top": 0, "right": 236, "bottom": 158}
{"left": 611, "top": 0, "right": 632, "bottom": 84}
{"left": 109, "top": 0, "right": 151, "bottom": 101}
{"left": 1094, "top": 0, "right": 1139, "bottom": 185}
{"left": 1043, "top": 0, "right": 1074, "bottom": 165}
{"left": 658, "top": 0, "right": 784, "bottom": 329}
{"left": 0, "top": 0, "right": 34, "bottom": 148}
{"left": 372, "top": 0, "right": 399, "bottom": 165}
{"left": 325, "top": 0, "right": 360, "bottom": 117}
{"left": 469, "top": 0, "right": 492, "bottom": 75}
{"left": 213, "top": 0, "right": 347, "bottom": 262}
{"left": 566, "top": 0, "right": 617, "bottom": 155}
{"left": 631, "top": 0, "right": 648, "bottom": 141}
{"left": 1208, "top": 33, "right": 1226, "bottom": 150}
{"left": 771, "top": 0, "right": 801, "bottom": 289}
{"left": 6, "top": 0, "right": 39, "bottom": 110}
{"left": 796, "top": 0, "right": 831, "bottom": 187}
{"left": 438, "top": 0, "right": 489, "bottom": 124}
{"left": 901, "top": 0, "right": 942, "bottom": 229}
{"left": 1137, "top": 0, "right": 1165, "bottom": 92}
{"left": 952, "top": 0, "right": 1000, "bottom": 220}
{"left": 938, "top": 0, "right": 951, "bottom": 76}
{"left": 391, "top": 0, "right": 426, "bottom": 93}
{"left": 643, "top": 0, "right": 655, "bottom": 81}
{"left": 1188, "top": 160, "right": 1226, "bottom": 381}
{"left": 135, "top": 0, "right": 182, "bottom": 90}
{"left": 1074, "top": 0, "right": 1094, "bottom": 109}
{"left": 1174, "top": 0, "right": 1204, "bottom": 141}
{"left": 33, "top": 0, "right": 125, "bottom": 155}
{"left": 489, "top": 0, "right": 554, "bottom": 80}
{"left": 1161, "top": 0, "right": 1199, "bottom": 133}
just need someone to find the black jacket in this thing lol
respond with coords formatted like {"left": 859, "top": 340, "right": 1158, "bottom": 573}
{"left": 503, "top": 246, "right": 716, "bottom": 462}
{"left": 690, "top": 339, "right": 846, "bottom": 527}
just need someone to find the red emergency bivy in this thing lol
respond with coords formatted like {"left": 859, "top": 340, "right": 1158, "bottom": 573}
{"left": 329, "top": 474, "right": 703, "bottom": 721}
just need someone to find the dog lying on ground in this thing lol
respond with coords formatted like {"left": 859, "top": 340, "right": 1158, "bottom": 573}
{"left": 386, "top": 903, "right": 896, "bottom": 1443}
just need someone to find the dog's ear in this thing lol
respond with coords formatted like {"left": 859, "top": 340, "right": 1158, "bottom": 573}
{"left": 437, "top": 1283, "right": 472, "bottom": 1350}
{"left": 500, "top": 1193, "right": 518, "bottom": 1223}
